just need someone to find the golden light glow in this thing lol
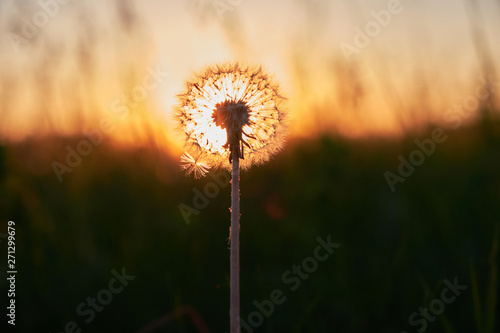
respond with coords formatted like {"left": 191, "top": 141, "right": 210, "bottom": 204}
{"left": 174, "top": 63, "right": 286, "bottom": 170}
{"left": 1, "top": 1, "right": 499, "bottom": 146}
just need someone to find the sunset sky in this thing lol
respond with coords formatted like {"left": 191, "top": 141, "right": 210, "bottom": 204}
{"left": 0, "top": 0, "right": 499, "bottom": 144}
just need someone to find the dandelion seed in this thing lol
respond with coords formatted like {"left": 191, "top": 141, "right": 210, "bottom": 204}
{"left": 180, "top": 152, "right": 211, "bottom": 179}
{"left": 174, "top": 62, "right": 286, "bottom": 169}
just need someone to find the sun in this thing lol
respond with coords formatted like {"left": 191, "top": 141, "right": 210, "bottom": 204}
{"left": 196, "top": 122, "right": 227, "bottom": 153}
{"left": 175, "top": 62, "right": 286, "bottom": 170}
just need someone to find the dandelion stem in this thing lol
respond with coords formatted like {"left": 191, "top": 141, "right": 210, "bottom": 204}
{"left": 230, "top": 149, "right": 240, "bottom": 333}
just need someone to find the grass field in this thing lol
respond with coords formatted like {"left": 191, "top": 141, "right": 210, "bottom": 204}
{"left": 1, "top": 116, "right": 498, "bottom": 332}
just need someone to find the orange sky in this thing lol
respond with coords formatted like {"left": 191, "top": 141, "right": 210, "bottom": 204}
{"left": 0, "top": 0, "right": 499, "bottom": 145}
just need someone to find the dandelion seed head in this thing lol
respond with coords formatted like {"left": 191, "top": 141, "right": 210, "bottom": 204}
{"left": 174, "top": 62, "right": 286, "bottom": 170}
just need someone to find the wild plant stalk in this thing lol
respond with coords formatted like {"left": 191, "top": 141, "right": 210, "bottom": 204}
{"left": 175, "top": 63, "right": 286, "bottom": 333}
{"left": 230, "top": 149, "right": 240, "bottom": 332}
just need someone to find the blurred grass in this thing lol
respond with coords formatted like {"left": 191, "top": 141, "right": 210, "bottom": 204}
{"left": 0, "top": 118, "right": 499, "bottom": 333}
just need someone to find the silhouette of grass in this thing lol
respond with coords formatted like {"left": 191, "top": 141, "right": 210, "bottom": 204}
{"left": 0, "top": 116, "right": 498, "bottom": 332}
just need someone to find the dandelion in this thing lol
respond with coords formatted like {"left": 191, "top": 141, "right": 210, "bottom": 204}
{"left": 175, "top": 62, "right": 286, "bottom": 170}
{"left": 174, "top": 62, "right": 286, "bottom": 333}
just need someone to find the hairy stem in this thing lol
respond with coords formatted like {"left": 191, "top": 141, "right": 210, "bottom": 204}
{"left": 230, "top": 149, "right": 240, "bottom": 333}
